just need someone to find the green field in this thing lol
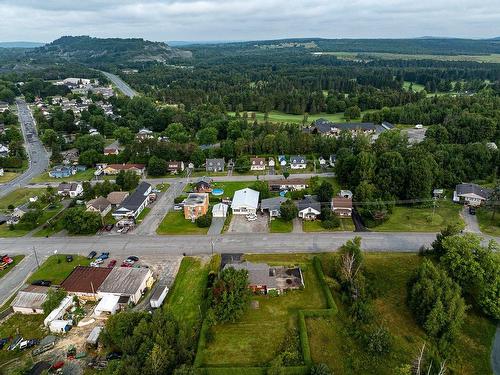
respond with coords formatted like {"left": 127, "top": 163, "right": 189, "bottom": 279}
{"left": 0, "top": 255, "right": 24, "bottom": 279}
{"left": 0, "top": 172, "right": 19, "bottom": 183}
{"left": 303, "top": 218, "right": 355, "bottom": 232}
{"left": 227, "top": 110, "right": 369, "bottom": 124}
{"left": 269, "top": 218, "right": 293, "bottom": 233}
{"left": 476, "top": 208, "right": 500, "bottom": 236}
{"left": 30, "top": 168, "right": 96, "bottom": 183}
{"left": 185, "top": 181, "right": 255, "bottom": 200}
{"left": 198, "top": 254, "right": 325, "bottom": 367}
{"left": 372, "top": 201, "right": 464, "bottom": 232}
{"left": 0, "top": 188, "right": 45, "bottom": 209}
{"left": 135, "top": 207, "right": 151, "bottom": 223}
{"left": 403, "top": 81, "right": 426, "bottom": 92}
{"left": 0, "top": 203, "right": 64, "bottom": 238}
{"left": 27, "top": 254, "right": 91, "bottom": 285}
{"left": 157, "top": 211, "right": 209, "bottom": 235}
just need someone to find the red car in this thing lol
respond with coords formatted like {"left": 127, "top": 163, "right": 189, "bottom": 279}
{"left": 108, "top": 260, "right": 117, "bottom": 268}
{"left": 1, "top": 255, "right": 13, "bottom": 264}
{"left": 50, "top": 361, "right": 64, "bottom": 370}
{"left": 121, "top": 262, "right": 132, "bottom": 267}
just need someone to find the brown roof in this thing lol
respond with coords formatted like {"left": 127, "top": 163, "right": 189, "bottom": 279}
{"left": 268, "top": 178, "right": 308, "bottom": 186}
{"left": 251, "top": 157, "right": 265, "bottom": 165}
{"left": 107, "top": 191, "right": 129, "bottom": 205}
{"left": 61, "top": 266, "right": 113, "bottom": 294}
{"left": 332, "top": 197, "right": 353, "bottom": 209}
{"left": 107, "top": 164, "right": 145, "bottom": 171}
{"left": 86, "top": 197, "right": 111, "bottom": 212}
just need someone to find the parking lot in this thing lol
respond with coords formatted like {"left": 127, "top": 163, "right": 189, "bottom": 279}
{"left": 227, "top": 213, "right": 269, "bottom": 233}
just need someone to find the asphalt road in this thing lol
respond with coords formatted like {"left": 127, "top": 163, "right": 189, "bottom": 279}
{"left": 101, "top": 71, "right": 137, "bottom": 98}
{"left": 0, "top": 98, "right": 49, "bottom": 198}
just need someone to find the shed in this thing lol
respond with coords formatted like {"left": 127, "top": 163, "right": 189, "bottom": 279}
{"left": 212, "top": 203, "right": 229, "bottom": 218}
{"left": 150, "top": 284, "right": 169, "bottom": 309}
{"left": 11, "top": 286, "right": 49, "bottom": 314}
{"left": 86, "top": 326, "right": 103, "bottom": 346}
{"left": 44, "top": 296, "right": 73, "bottom": 327}
{"left": 95, "top": 294, "right": 120, "bottom": 316}
{"left": 48, "top": 319, "right": 72, "bottom": 333}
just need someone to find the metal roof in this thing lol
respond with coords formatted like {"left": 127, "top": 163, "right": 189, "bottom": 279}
{"left": 98, "top": 267, "right": 151, "bottom": 295}
{"left": 61, "top": 266, "right": 112, "bottom": 294}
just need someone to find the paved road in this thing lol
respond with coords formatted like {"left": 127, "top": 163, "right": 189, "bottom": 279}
{"left": 462, "top": 206, "right": 481, "bottom": 233}
{"left": 492, "top": 325, "right": 500, "bottom": 375}
{"left": 101, "top": 71, "right": 137, "bottom": 98}
{"left": 0, "top": 99, "right": 49, "bottom": 198}
{"left": 0, "top": 252, "right": 41, "bottom": 307}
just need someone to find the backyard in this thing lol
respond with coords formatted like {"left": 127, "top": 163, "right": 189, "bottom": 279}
{"left": 0, "top": 255, "right": 24, "bottom": 279}
{"left": 157, "top": 211, "right": 209, "bottom": 235}
{"left": 27, "top": 254, "right": 91, "bottom": 285}
{"left": 0, "top": 188, "right": 45, "bottom": 209}
{"left": 30, "top": 168, "right": 96, "bottom": 183}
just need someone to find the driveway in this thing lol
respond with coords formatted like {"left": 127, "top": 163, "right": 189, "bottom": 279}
{"left": 208, "top": 217, "right": 225, "bottom": 235}
{"left": 227, "top": 214, "right": 268, "bottom": 233}
{"left": 461, "top": 206, "right": 481, "bottom": 233}
{"left": 292, "top": 218, "right": 303, "bottom": 233}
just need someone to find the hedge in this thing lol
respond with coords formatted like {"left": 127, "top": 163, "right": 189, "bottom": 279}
{"left": 312, "top": 256, "right": 337, "bottom": 314}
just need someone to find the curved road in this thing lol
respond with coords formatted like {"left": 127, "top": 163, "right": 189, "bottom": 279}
{"left": 0, "top": 98, "right": 49, "bottom": 198}
{"left": 101, "top": 71, "right": 137, "bottom": 98}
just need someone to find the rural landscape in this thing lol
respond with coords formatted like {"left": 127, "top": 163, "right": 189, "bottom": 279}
{"left": 0, "top": 1, "right": 499, "bottom": 375}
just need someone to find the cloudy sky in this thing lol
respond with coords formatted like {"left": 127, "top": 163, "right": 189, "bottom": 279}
{"left": 1, "top": 0, "right": 499, "bottom": 42}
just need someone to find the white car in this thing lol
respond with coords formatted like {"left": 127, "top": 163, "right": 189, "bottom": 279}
{"left": 90, "top": 258, "right": 104, "bottom": 267}
{"left": 415, "top": 124, "right": 424, "bottom": 129}
{"left": 173, "top": 205, "right": 183, "bottom": 211}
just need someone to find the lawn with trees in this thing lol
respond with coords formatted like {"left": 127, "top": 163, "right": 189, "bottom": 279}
{"left": 27, "top": 254, "right": 91, "bottom": 285}
{"left": 157, "top": 211, "right": 209, "bottom": 235}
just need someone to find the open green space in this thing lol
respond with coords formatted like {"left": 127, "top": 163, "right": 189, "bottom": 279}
{"left": 269, "top": 218, "right": 293, "bottom": 233}
{"left": 476, "top": 208, "right": 500, "bottom": 237}
{"left": 27, "top": 254, "right": 91, "bottom": 285}
{"left": 30, "top": 168, "right": 96, "bottom": 183}
{"left": 155, "top": 183, "right": 170, "bottom": 192}
{"left": 198, "top": 255, "right": 325, "bottom": 367}
{"left": 372, "top": 201, "right": 464, "bottom": 232}
{"left": 0, "top": 203, "right": 64, "bottom": 238}
{"left": 0, "top": 172, "right": 19, "bottom": 184}
{"left": 157, "top": 211, "right": 209, "bottom": 235}
{"left": 185, "top": 181, "right": 255, "bottom": 199}
{"left": 303, "top": 218, "right": 354, "bottom": 232}
{"left": 403, "top": 81, "right": 426, "bottom": 92}
{"left": 0, "top": 255, "right": 24, "bottom": 279}
{"left": 311, "top": 252, "right": 496, "bottom": 374}
{"left": 0, "top": 188, "right": 45, "bottom": 209}
{"left": 135, "top": 207, "right": 151, "bottom": 224}
{"left": 228, "top": 110, "right": 367, "bottom": 124}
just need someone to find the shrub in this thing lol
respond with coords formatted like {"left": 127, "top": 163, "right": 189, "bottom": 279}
{"left": 196, "top": 213, "right": 212, "bottom": 228}
{"left": 365, "top": 326, "right": 392, "bottom": 355}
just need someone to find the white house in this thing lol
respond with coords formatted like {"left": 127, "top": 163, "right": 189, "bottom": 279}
{"left": 250, "top": 157, "right": 266, "bottom": 171}
{"left": 340, "top": 190, "right": 353, "bottom": 199}
{"left": 231, "top": 188, "right": 260, "bottom": 215}
{"left": 268, "top": 158, "right": 275, "bottom": 168}
{"left": 57, "top": 182, "right": 83, "bottom": 198}
{"left": 150, "top": 283, "right": 169, "bottom": 309}
{"left": 112, "top": 182, "right": 152, "bottom": 219}
{"left": 212, "top": 203, "right": 229, "bottom": 218}
{"left": 296, "top": 195, "right": 321, "bottom": 220}
{"left": 453, "top": 183, "right": 491, "bottom": 206}
{"left": 290, "top": 155, "right": 307, "bottom": 169}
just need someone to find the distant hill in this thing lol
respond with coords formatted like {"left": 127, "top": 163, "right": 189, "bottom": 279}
{"left": 28, "top": 36, "right": 192, "bottom": 65}
{"left": 0, "top": 41, "right": 45, "bottom": 48}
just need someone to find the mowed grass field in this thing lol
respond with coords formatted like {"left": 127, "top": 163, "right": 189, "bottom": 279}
{"left": 311, "top": 253, "right": 496, "bottom": 375}
{"left": 227, "top": 110, "right": 369, "bottom": 124}
{"left": 27, "top": 254, "right": 91, "bottom": 285}
{"left": 199, "top": 254, "right": 326, "bottom": 367}
{"left": 476, "top": 207, "right": 500, "bottom": 236}
{"left": 269, "top": 218, "right": 293, "bottom": 233}
{"left": 0, "top": 188, "right": 45, "bottom": 209}
{"left": 0, "top": 172, "right": 19, "bottom": 184}
{"left": 372, "top": 201, "right": 464, "bottom": 232}
{"left": 303, "top": 218, "right": 355, "bottom": 232}
{"left": 30, "top": 168, "right": 96, "bottom": 183}
{"left": 157, "top": 211, "right": 209, "bottom": 235}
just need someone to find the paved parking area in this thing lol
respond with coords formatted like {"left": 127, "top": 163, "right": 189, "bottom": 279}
{"left": 208, "top": 217, "right": 225, "bottom": 235}
{"left": 227, "top": 213, "right": 268, "bottom": 233}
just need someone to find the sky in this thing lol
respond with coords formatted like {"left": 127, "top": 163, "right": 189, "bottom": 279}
{"left": 1, "top": 0, "right": 499, "bottom": 42}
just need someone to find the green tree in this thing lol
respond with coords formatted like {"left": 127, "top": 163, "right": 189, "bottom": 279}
{"left": 210, "top": 267, "right": 250, "bottom": 323}
{"left": 62, "top": 207, "right": 102, "bottom": 234}
{"left": 165, "top": 122, "right": 190, "bottom": 143}
{"left": 42, "top": 288, "right": 67, "bottom": 316}
{"left": 113, "top": 127, "right": 134, "bottom": 145}
{"left": 280, "top": 200, "right": 298, "bottom": 221}
{"left": 235, "top": 156, "right": 250, "bottom": 173}
{"left": 19, "top": 209, "right": 43, "bottom": 229}
{"left": 344, "top": 105, "right": 361, "bottom": 120}
{"left": 75, "top": 134, "right": 105, "bottom": 153}
{"left": 196, "top": 127, "right": 218, "bottom": 145}
{"left": 148, "top": 156, "right": 167, "bottom": 176}
{"left": 317, "top": 181, "right": 333, "bottom": 204}
{"left": 79, "top": 149, "right": 101, "bottom": 166}
{"left": 310, "top": 363, "right": 332, "bottom": 375}
{"left": 116, "top": 170, "right": 140, "bottom": 191}
{"left": 250, "top": 180, "right": 271, "bottom": 199}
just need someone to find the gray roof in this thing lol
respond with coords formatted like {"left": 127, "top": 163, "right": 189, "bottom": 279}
{"left": 296, "top": 195, "right": 321, "bottom": 212}
{"left": 311, "top": 118, "right": 391, "bottom": 134}
{"left": 290, "top": 155, "right": 307, "bottom": 164}
{"left": 223, "top": 262, "right": 278, "bottom": 288}
{"left": 206, "top": 158, "right": 225, "bottom": 166}
{"left": 39, "top": 335, "right": 57, "bottom": 346}
{"left": 98, "top": 267, "right": 151, "bottom": 295}
{"left": 456, "top": 183, "right": 492, "bottom": 200}
{"left": 260, "top": 196, "right": 288, "bottom": 211}
{"left": 11, "top": 287, "right": 48, "bottom": 309}
{"left": 150, "top": 283, "right": 169, "bottom": 302}
{"left": 116, "top": 182, "right": 151, "bottom": 212}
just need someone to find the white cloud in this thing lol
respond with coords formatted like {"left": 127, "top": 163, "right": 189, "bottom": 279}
{"left": 0, "top": 0, "right": 498, "bottom": 42}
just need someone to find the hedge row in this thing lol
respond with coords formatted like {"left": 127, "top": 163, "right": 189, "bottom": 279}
{"left": 312, "top": 256, "right": 337, "bottom": 313}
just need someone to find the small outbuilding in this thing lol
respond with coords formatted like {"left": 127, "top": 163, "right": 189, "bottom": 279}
{"left": 11, "top": 286, "right": 49, "bottom": 314}
{"left": 86, "top": 326, "right": 103, "bottom": 346}
{"left": 150, "top": 283, "right": 169, "bottom": 309}
{"left": 212, "top": 203, "right": 229, "bottom": 218}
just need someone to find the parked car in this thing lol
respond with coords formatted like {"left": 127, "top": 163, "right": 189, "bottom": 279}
{"left": 173, "top": 205, "right": 183, "bottom": 211}
{"left": 50, "top": 361, "right": 65, "bottom": 370}
{"left": 127, "top": 256, "right": 139, "bottom": 262}
{"left": 91, "top": 258, "right": 104, "bottom": 266}
{"left": 0, "top": 338, "right": 8, "bottom": 350}
{"left": 31, "top": 280, "right": 51, "bottom": 287}
{"left": 469, "top": 206, "right": 476, "bottom": 215}
{"left": 1, "top": 255, "right": 13, "bottom": 264}
{"left": 106, "top": 352, "right": 122, "bottom": 361}
{"left": 108, "top": 260, "right": 117, "bottom": 268}
{"left": 8, "top": 336, "right": 23, "bottom": 351}
{"left": 121, "top": 262, "right": 132, "bottom": 268}
{"left": 98, "top": 252, "right": 110, "bottom": 260}
{"left": 66, "top": 255, "right": 73, "bottom": 262}
{"left": 87, "top": 251, "right": 97, "bottom": 259}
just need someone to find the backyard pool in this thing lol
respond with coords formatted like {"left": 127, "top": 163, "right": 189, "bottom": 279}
{"left": 212, "top": 188, "right": 224, "bottom": 196}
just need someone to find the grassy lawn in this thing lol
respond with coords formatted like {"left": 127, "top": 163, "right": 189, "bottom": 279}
{"left": 0, "top": 172, "right": 19, "bottom": 183}
{"left": 476, "top": 208, "right": 500, "bottom": 236}
{"left": 27, "top": 254, "right": 91, "bottom": 285}
{"left": 227, "top": 110, "right": 370, "bottom": 124}
{"left": 0, "top": 203, "right": 65, "bottom": 238}
{"left": 157, "top": 211, "right": 208, "bottom": 235}
{"left": 403, "top": 81, "right": 426, "bottom": 92}
{"left": 0, "top": 313, "right": 46, "bottom": 365}
{"left": 310, "top": 252, "right": 496, "bottom": 375}
{"left": 199, "top": 255, "right": 326, "bottom": 367}
{"left": 186, "top": 181, "right": 256, "bottom": 200}
{"left": 0, "top": 255, "right": 24, "bottom": 279}
{"left": 0, "top": 188, "right": 45, "bottom": 209}
{"left": 303, "top": 218, "right": 354, "bottom": 232}
{"left": 135, "top": 207, "right": 151, "bottom": 224}
{"left": 164, "top": 257, "right": 210, "bottom": 330}
{"left": 30, "top": 168, "right": 96, "bottom": 183}
{"left": 269, "top": 218, "right": 292, "bottom": 233}
{"left": 155, "top": 183, "right": 170, "bottom": 192}
{"left": 372, "top": 201, "right": 464, "bottom": 232}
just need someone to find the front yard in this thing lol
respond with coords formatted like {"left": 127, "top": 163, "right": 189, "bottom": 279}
{"left": 0, "top": 172, "right": 19, "bottom": 183}
{"left": 303, "top": 218, "right": 355, "bottom": 232}
{"left": 0, "top": 188, "right": 45, "bottom": 209}
{"left": 156, "top": 211, "right": 209, "bottom": 235}
{"left": 27, "top": 254, "right": 91, "bottom": 285}
{"left": 269, "top": 218, "right": 293, "bottom": 233}
{"left": 476, "top": 207, "right": 500, "bottom": 236}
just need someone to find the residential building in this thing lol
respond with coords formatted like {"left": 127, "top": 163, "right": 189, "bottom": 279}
{"left": 86, "top": 197, "right": 112, "bottom": 217}
{"left": 166, "top": 161, "right": 185, "bottom": 174}
{"left": 0, "top": 101, "right": 9, "bottom": 113}
{"left": 60, "top": 148, "right": 79, "bottom": 164}
{"left": 194, "top": 180, "right": 212, "bottom": 193}
{"left": 340, "top": 190, "right": 353, "bottom": 199}
{"left": 260, "top": 196, "right": 288, "bottom": 218}
{"left": 60, "top": 266, "right": 113, "bottom": 300}
{"left": 307, "top": 118, "right": 394, "bottom": 139}
{"left": 103, "top": 146, "right": 120, "bottom": 156}
{"left": 183, "top": 193, "right": 209, "bottom": 220}
{"left": 250, "top": 157, "right": 266, "bottom": 171}
{"left": 331, "top": 197, "right": 353, "bottom": 217}
{"left": 57, "top": 182, "right": 83, "bottom": 198}
{"left": 0, "top": 144, "right": 9, "bottom": 157}
{"left": 290, "top": 155, "right": 307, "bottom": 169}
{"left": 268, "top": 178, "right": 308, "bottom": 191}
{"left": 49, "top": 165, "right": 86, "bottom": 178}
{"left": 104, "top": 164, "right": 145, "bottom": 176}
{"left": 268, "top": 158, "right": 275, "bottom": 168}
{"left": 231, "top": 188, "right": 260, "bottom": 215}
{"left": 11, "top": 286, "right": 49, "bottom": 314}
{"left": 212, "top": 203, "right": 229, "bottom": 218}
{"left": 223, "top": 262, "right": 304, "bottom": 295}
{"left": 296, "top": 195, "right": 321, "bottom": 220}
{"left": 329, "top": 154, "right": 336, "bottom": 167}
{"left": 136, "top": 128, "right": 154, "bottom": 140}
{"left": 97, "top": 267, "right": 154, "bottom": 307}
{"left": 112, "top": 182, "right": 152, "bottom": 219}
{"left": 206, "top": 158, "right": 225, "bottom": 172}
{"left": 453, "top": 183, "right": 492, "bottom": 206}
{"left": 106, "top": 191, "right": 129, "bottom": 207}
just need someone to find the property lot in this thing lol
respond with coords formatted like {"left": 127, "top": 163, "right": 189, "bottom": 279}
{"left": 157, "top": 211, "right": 209, "bottom": 235}
{"left": 227, "top": 213, "right": 268, "bottom": 233}
{"left": 28, "top": 254, "right": 91, "bottom": 285}
{"left": 303, "top": 218, "right": 355, "bottom": 232}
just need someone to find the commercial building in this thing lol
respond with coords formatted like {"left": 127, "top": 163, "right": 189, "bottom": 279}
{"left": 61, "top": 266, "right": 113, "bottom": 300}
{"left": 11, "top": 286, "right": 49, "bottom": 314}
{"left": 112, "top": 182, "right": 152, "bottom": 219}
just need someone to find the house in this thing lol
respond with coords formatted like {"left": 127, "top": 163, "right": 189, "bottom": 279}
{"left": 86, "top": 197, "right": 112, "bottom": 217}
{"left": 103, "top": 146, "right": 120, "bottom": 156}
{"left": 329, "top": 154, "right": 336, "bottom": 167}
{"left": 166, "top": 161, "right": 185, "bottom": 174}
{"left": 260, "top": 196, "right": 288, "bottom": 218}
{"left": 97, "top": 267, "right": 154, "bottom": 307}
{"left": 60, "top": 266, "right": 113, "bottom": 300}
{"left": 194, "top": 180, "right": 212, "bottom": 193}
{"left": 290, "top": 155, "right": 307, "bottom": 169}
{"left": 340, "top": 190, "right": 353, "bottom": 199}
{"left": 250, "top": 157, "right": 266, "bottom": 171}
{"left": 104, "top": 164, "right": 145, "bottom": 176}
{"left": 453, "top": 183, "right": 491, "bottom": 206}
{"left": 0, "top": 101, "right": 9, "bottom": 113}
{"left": 9, "top": 203, "right": 32, "bottom": 223}
{"left": 49, "top": 165, "right": 86, "bottom": 178}
{"left": 223, "top": 262, "right": 304, "bottom": 295}
{"left": 11, "top": 286, "right": 49, "bottom": 314}
{"left": 57, "top": 182, "right": 83, "bottom": 198}
{"left": 136, "top": 128, "right": 154, "bottom": 140}
{"left": 112, "top": 182, "right": 152, "bottom": 219}
{"left": 433, "top": 189, "right": 444, "bottom": 198}
{"left": 307, "top": 118, "right": 394, "bottom": 139}
{"left": 318, "top": 156, "right": 326, "bottom": 167}
{"left": 268, "top": 158, "right": 275, "bottom": 168}
{"left": 268, "top": 178, "right": 308, "bottom": 191}
{"left": 206, "top": 158, "right": 225, "bottom": 172}
{"left": 296, "top": 195, "right": 321, "bottom": 220}
{"left": 212, "top": 203, "right": 229, "bottom": 218}
{"left": 106, "top": 191, "right": 129, "bottom": 207}
{"left": 61, "top": 148, "right": 79, "bottom": 164}
{"left": 0, "top": 144, "right": 9, "bottom": 157}
{"left": 331, "top": 197, "right": 353, "bottom": 217}
{"left": 231, "top": 188, "right": 260, "bottom": 215}
{"left": 183, "top": 193, "right": 209, "bottom": 220}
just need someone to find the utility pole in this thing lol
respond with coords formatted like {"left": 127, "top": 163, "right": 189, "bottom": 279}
{"left": 33, "top": 246, "right": 40, "bottom": 269}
